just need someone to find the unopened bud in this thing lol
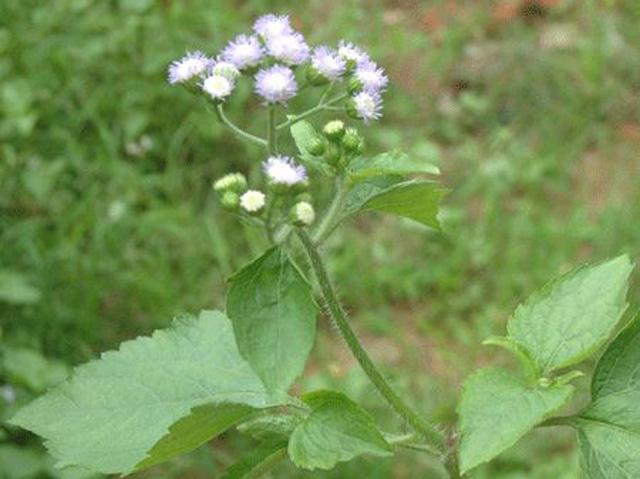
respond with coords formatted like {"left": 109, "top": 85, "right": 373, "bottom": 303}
{"left": 221, "top": 191, "right": 240, "bottom": 210}
{"left": 323, "top": 120, "right": 345, "bottom": 142}
{"left": 325, "top": 143, "right": 341, "bottom": 166}
{"left": 306, "top": 65, "right": 330, "bottom": 87}
{"left": 342, "top": 128, "right": 361, "bottom": 152}
{"left": 213, "top": 173, "right": 248, "bottom": 194}
{"left": 291, "top": 201, "right": 315, "bottom": 226}
{"left": 347, "top": 77, "right": 363, "bottom": 95}
{"left": 307, "top": 137, "right": 326, "bottom": 156}
{"left": 239, "top": 190, "right": 266, "bottom": 214}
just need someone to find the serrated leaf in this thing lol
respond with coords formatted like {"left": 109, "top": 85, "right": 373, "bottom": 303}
{"left": 458, "top": 367, "right": 574, "bottom": 474}
{"left": 288, "top": 390, "right": 392, "bottom": 470}
{"left": 227, "top": 247, "right": 317, "bottom": 394}
{"left": 238, "top": 412, "right": 302, "bottom": 442}
{"left": 11, "top": 311, "right": 279, "bottom": 475}
{"left": 290, "top": 120, "right": 332, "bottom": 175}
{"left": 348, "top": 150, "right": 440, "bottom": 180}
{"left": 344, "top": 179, "right": 446, "bottom": 230}
{"left": 220, "top": 441, "right": 287, "bottom": 479}
{"left": 576, "top": 313, "right": 640, "bottom": 478}
{"left": 507, "top": 255, "right": 633, "bottom": 373}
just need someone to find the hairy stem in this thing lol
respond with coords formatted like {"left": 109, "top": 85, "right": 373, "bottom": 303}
{"left": 296, "top": 229, "right": 446, "bottom": 453}
{"left": 312, "top": 176, "right": 347, "bottom": 244}
{"left": 267, "top": 105, "right": 278, "bottom": 155}
{"left": 276, "top": 93, "right": 349, "bottom": 131}
{"left": 215, "top": 105, "right": 268, "bottom": 147}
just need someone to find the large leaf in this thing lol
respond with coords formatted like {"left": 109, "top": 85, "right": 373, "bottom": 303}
{"left": 507, "top": 255, "right": 633, "bottom": 373}
{"left": 288, "top": 390, "right": 392, "bottom": 470}
{"left": 220, "top": 441, "right": 287, "bottom": 479}
{"left": 289, "top": 120, "right": 332, "bottom": 175}
{"left": 11, "top": 311, "right": 279, "bottom": 475}
{"left": 227, "top": 247, "right": 318, "bottom": 394}
{"left": 576, "top": 313, "right": 640, "bottom": 478}
{"left": 348, "top": 150, "right": 439, "bottom": 180}
{"left": 458, "top": 367, "right": 574, "bottom": 474}
{"left": 344, "top": 179, "right": 446, "bottom": 230}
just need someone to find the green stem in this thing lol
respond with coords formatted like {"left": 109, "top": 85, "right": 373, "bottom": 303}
{"left": 267, "top": 105, "right": 278, "bottom": 155}
{"left": 215, "top": 105, "right": 267, "bottom": 148}
{"left": 276, "top": 93, "right": 349, "bottom": 131}
{"left": 312, "top": 176, "right": 348, "bottom": 244}
{"left": 296, "top": 229, "right": 446, "bottom": 453}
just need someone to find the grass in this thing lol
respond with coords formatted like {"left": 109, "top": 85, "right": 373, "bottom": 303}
{"left": 1, "top": 0, "right": 639, "bottom": 477}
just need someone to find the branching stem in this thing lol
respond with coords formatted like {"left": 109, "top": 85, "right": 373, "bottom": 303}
{"left": 312, "top": 176, "right": 348, "bottom": 244}
{"left": 215, "top": 105, "right": 268, "bottom": 147}
{"left": 276, "top": 93, "right": 349, "bottom": 131}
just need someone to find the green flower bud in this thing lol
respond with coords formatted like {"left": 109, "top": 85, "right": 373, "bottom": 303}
{"left": 290, "top": 201, "right": 316, "bottom": 227}
{"left": 213, "top": 172, "right": 248, "bottom": 194}
{"left": 356, "top": 138, "right": 366, "bottom": 155}
{"left": 347, "top": 77, "right": 363, "bottom": 95}
{"left": 292, "top": 179, "right": 310, "bottom": 195}
{"left": 324, "top": 143, "right": 341, "bottom": 167}
{"left": 295, "top": 192, "right": 313, "bottom": 203}
{"left": 220, "top": 191, "right": 240, "bottom": 210}
{"left": 323, "top": 120, "right": 345, "bottom": 142}
{"left": 306, "top": 66, "right": 330, "bottom": 87}
{"left": 307, "top": 137, "right": 326, "bottom": 156}
{"left": 342, "top": 128, "right": 361, "bottom": 153}
{"left": 345, "top": 99, "right": 360, "bottom": 120}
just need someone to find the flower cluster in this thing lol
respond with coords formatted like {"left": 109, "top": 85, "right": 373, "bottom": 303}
{"left": 167, "top": 13, "right": 388, "bottom": 121}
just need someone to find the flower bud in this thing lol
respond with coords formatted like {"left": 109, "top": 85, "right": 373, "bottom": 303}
{"left": 356, "top": 138, "right": 366, "bottom": 155}
{"left": 239, "top": 190, "right": 266, "bottom": 214}
{"left": 307, "top": 137, "right": 326, "bottom": 156}
{"left": 290, "top": 201, "right": 315, "bottom": 226}
{"left": 324, "top": 143, "right": 341, "bottom": 167}
{"left": 323, "top": 120, "right": 345, "bottom": 142}
{"left": 306, "top": 65, "right": 330, "bottom": 87}
{"left": 221, "top": 191, "right": 240, "bottom": 210}
{"left": 295, "top": 192, "right": 313, "bottom": 203}
{"left": 345, "top": 99, "right": 360, "bottom": 120}
{"left": 347, "top": 77, "right": 363, "bottom": 94}
{"left": 342, "top": 128, "right": 361, "bottom": 153}
{"left": 213, "top": 173, "right": 248, "bottom": 194}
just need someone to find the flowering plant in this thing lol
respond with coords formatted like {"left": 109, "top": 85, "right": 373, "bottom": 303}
{"left": 11, "top": 14, "right": 639, "bottom": 478}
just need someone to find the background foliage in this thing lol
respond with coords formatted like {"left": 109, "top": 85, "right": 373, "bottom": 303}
{"left": 1, "top": 0, "right": 639, "bottom": 477}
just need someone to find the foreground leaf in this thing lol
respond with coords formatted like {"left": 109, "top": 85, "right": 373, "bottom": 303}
{"left": 507, "top": 255, "right": 633, "bottom": 373}
{"left": 458, "top": 367, "right": 573, "bottom": 474}
{"left": 12, "top": 311, "right": 277, "bottom": 475}
{"left": 288, "top": 390, "right": 392, "bottom": 470}
{"left": 576, "top": 313, "right": 640, "bottom": 478}
{"left": 348, "top": 150, "right": 439, "bottom": 180}
{"left": 220, "top": 441, "right": 287, "bottom": 479}
{"left": 344, "top": 179, "right": 446, "bottom": 230}
{"left": 227, "top": 247, "right": 318, "bottom": 393}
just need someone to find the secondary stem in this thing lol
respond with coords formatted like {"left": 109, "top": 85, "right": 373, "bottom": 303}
{"left": 267, "top": 105, "right": 278, "bottom": 155}
{"left": 312, "top": 176, "right": 347, "bottom": 244}
{"left": 276, "top": 93, "right": 349, "bottom": 131}
{"left": 215, "top": 105, "right": 267, "bottom": 148}
{"left": 295, "top": 229, "right": 446, "bottom": 453}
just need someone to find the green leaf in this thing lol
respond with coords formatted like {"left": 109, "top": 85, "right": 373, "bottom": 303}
{"left": 0, "top": 271, "right": 41, "bottom": 304}
{"left": 348, "top": 150, "right": 440, "bottom": 180}
{"left": 344, "top": 179, "right": 446, "bottom": 230}
{"left": 288, "top": 390, "right": 392, "bottom": 470}
{"left": 227, "top": 247, "right": 318, "bottom": 394}
{"left": 290, "top": 120, "right": 332, "bottom": 175}
{"left": 507, "top": 255, "right": 634, "bottom": 373}
{"left": 11, "top": 311, "right": 279, "bottom": 475}
{"left": 237, "top": 412, "right": 302, "bottom": 442}
{"left": 2, "top": 346, "right": 69, "bottom": 393}
{"left": 0, "top": 444, "right": 47, "bottom": 479}
{"left": 458, "top": 367, "right": 574, "bottom": 474}
{"left": 575, "top": 313, "right": 640, "bottom": 478}
{"left": 220, "top": 441, "right": 287, "bottom": 479}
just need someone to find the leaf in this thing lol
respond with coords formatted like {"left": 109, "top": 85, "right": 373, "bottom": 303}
{"left": 348, "top": 150, "right": 439, "bottom": 180}
{"left": 220, "top": 441, "right": 287, "bottom": 479}
{"left": 227, "top": 247, "right": 318, "bottom": 393}
{"left": 11, "top": 311, "right": 279, "bottom": 475}
{"left": 0, "top": 271, "right": 41, "bottom": 304}
{"left": 237, "top": 412, "right": 302, "bottom": 442}
{"left": 345, "top": 179, "right": 446, "bottom": 230}
{"left": 507, "top": 255, "right": 633, "bottom": 373}
{"left": 2, "top": 346, "right": 69, "bottom": 393}
{"left": 289, "top": 120, "right": 332, "bottom": 175}
{"left": 288, "top": 390, "right": 392, "bottom": 470}
{"left": 0, "top": 444, "right": 47, "bottom": 479}
{"left": 575, "top": 313, "right": 640, "bottom": 478}
{"left": 458, "top": 367, "right": 574, "bottom": 474}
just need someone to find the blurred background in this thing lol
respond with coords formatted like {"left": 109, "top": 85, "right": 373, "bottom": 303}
{"left": 1, "top": 0, "right": 639, "bottom": 477}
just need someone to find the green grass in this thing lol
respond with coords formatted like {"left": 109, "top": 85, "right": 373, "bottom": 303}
{"left": 1, "top": 0, "right": 639, "bottom": 477}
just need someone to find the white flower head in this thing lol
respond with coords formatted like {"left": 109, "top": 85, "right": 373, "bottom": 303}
{"left": 254, "top": 65, "right": 298, "bottom": 103}
{"left": 266, "top": 32, "right": 310, "bottom": 65}
{"left": 338, "top": 40, "right": 370, "bottom": 65}
{"left": 311, "top": 46, "right": 347, "bottom": 81}
{"left": 221, "top": 34, "right": 264, "bottom": 70}
{"left": 208, "top": 60, "right": 241, "bottom": 81}
{"left": 202, "top": 74, "right": 234, "bottom": 100}
{"left": 293, "top": 201, "right": 315, "bottom": 226}
{"left": 355, "top": 60, "right": 388, "bottom": 93}
{"left": 168, "top": 51, "right": 209, "bottom": 84}
{"left": 240, "top": 190, "right": 266, "bottom": 213}
{"left": 263, "top": 156, "right": 307, "bottom": 185}
{"left": 254, "top": 14, "right": 294, "bottom": 41}
{"left": 353, "top": 90, "right": 383, "bottom": 123}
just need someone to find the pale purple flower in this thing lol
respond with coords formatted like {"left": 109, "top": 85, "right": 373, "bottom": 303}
{"left": 167, "top": 51, "right": 209, "bottom": 84}
{"left": 353, "top": 90, "right": 383, "bottom": 123}
{"left": 221, "top": 34, "right": 264, "bottom": 70}
{"left": 207, "top": 59, "right": 241, "bottom": 81}
{"left": 311, "top": 46, "right": 346, "bottom": 81}
{"left": 254, "top": 14, "right": 294, "bottom": 41}
{"left": 337, "top": 40, "right": 370, "bottom": 65}
{"left": 355, "top": 60, "right": 388, "bottom": 93}
{"left": 266, "top": 32, "right": 310, "bottom": 66}
{"left": 201, "top": 74, "right": 234, "bottom": 100}
{"left": 263, "top": 156, "right": 307, "bottom": 185}
{"left": 255, "top": 65, "right": 298, "bottom": 103}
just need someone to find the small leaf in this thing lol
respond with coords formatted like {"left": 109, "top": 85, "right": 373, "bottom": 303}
{"left": 227, "top": 247, "right": 318, "bottom": 393}
{"left": 238, "top": 412, "right": 302, "bottom": 442}
{"left": 458, "top": 367, "right": 573, "bottom": 474}
{"left": 288, "top": 390, "right": 392, "bottom": 470}
{"left": 290, "top": 120, "right": 332, "bottom": 175}
{"left": 348, "top": 150, "right": 439, "bottom": 180}
{"left": 11, "top": 311, "right": 279, "bottom": 474}
{"left": 576, "top": 313, "right": 640, "bottom": 478}
{"left": 220, "top": 441, "right": 287, "bottom": 479}
{"left": 344, "top": 179, "right": 446, "bottom": 230}
{"left": 507, "top": 255, "right": 633, "bottom": 373}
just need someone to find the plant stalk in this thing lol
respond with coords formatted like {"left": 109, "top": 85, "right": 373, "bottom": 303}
{"left": 276, "top": 93, "right": 349, "bottom": 131}
{"left": 267, "top": 105, "right": 278, "bottom": 155}
{"left": 312, "top": 176, "right": 348, "bottom": 244}
{"left": 296, "top": 229, "right": 446, "bottom": 453}
{"left": 215, "top": 105, "right": 267, "bottom": 147}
